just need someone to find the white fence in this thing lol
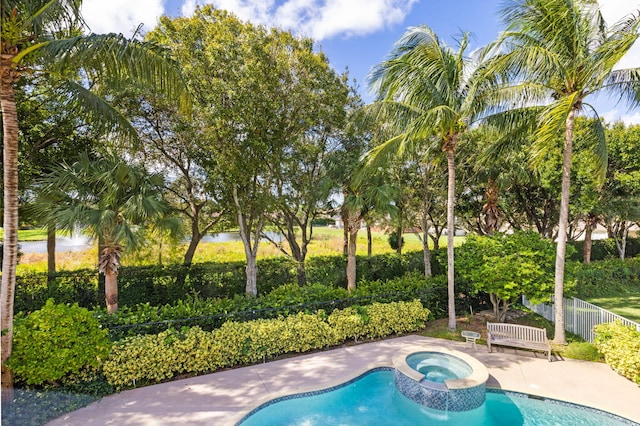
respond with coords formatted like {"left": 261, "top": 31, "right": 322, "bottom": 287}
{"left": 522, "top": 296, "right": 640, "bottom": 343}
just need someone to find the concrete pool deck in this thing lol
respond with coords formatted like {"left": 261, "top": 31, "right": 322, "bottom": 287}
{"left": 47, "top": 334, "right": 640, "bottom": 425}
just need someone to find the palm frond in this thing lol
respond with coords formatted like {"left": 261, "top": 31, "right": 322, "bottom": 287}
{"left": 24, "top": 33, "right": 190, "bottom": 112}
{"left": 56, "top": 79, "right": 138, "bottom": 141}
{"left": 530, "top": 93, "right": 579, "bottom": 167}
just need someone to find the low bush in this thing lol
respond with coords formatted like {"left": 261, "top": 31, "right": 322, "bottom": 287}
{"left": 102, "top": 300, "right": 429, "bottom": 389}
{"left": 593, "top": 321, "right": 640, "bottom": 384}
{"left": 7, "top": 300, "right": 111, "bottom": 386}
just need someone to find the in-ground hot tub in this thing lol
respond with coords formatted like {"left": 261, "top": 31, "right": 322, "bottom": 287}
{"left": 393, "top": 346, "right": 488, "bottom": 411}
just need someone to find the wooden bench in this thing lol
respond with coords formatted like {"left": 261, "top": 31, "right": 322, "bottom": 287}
{"left": 487, "top": 322, "right": 552, "bottom": 362}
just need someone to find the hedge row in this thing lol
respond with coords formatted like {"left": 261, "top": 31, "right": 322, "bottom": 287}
{"left": 15, "top": 251, "right": 442, "bottom": 313}
{"left": 568, "top": 237, "right": 640, "bottom": 262}
{"left": 98, "top": 273, "right": 475, "bottom": 340}
{"left": 102, "top": 300, "right": 430, "bottom": 389}
{"left": 593, "top": 321, "right": 640, "bottom": 384}
{"left": 571, "top": 258, "right": 640, "bottom": 298}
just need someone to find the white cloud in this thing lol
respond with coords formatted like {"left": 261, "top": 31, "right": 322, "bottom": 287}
{"left": 180, "top": 0, "right": 416, "bottom": 41}
{"left": 620, "top": 111, "right": 640, "bottom": 124}
{"left": 598, "top": 0, "right": 640, "bottom": 69}
{"left": 81, "top": 0, "right": 166, "bottom": 36}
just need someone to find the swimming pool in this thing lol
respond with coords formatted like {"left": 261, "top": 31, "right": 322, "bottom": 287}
{"left": 238, "top": 368, "right": 637, "bottom": 425}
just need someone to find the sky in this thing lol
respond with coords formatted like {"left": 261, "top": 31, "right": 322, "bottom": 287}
{"left": 80, "top": 0, "right": 640, "bottom": 123}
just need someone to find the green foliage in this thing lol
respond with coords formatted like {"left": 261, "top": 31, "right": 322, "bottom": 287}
{"left": 102, "top": 300, "right": 429, "bottom": 389}
{"left": 560, "top": 342, "right": 604, "bottom": 362}
{"left": 7, "top": 300, "right": 111, "bottom": 386}
{"left": 456, "top": 231, "right": 558, "bottom": 303}
{"left": 387, "top": 231, "right": 404, "bottom": 251}
{"left": 568, "top": 237, "right": 640, "bottom": 262}
{"left": 100, "top": 273, "right": 445, "bottom": 339}
{"left": 15, "top": 250, "right": 441, "bottom": 314}
{"left": 571, "top": 258, "right": 640, "bottom": 298}
{"left": 593, "top": 321, "right": 640, "bottom": 384}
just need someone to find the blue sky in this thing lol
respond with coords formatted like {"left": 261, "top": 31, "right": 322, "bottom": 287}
{"left": 80, "top": 0, "right": 640, "bottom": 122}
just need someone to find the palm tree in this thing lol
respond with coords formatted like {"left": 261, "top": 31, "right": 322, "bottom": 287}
{"left": 1, "top": 0, "right": 187, "bottom": 393}
{"left": 492, "top": 0, "right": 640, "bottom": 344}
{"left": 38, "top": 152, "right": 177, "bottom": 314}
{"left": 367, "top": 26, "right": 496, "bottom": 331}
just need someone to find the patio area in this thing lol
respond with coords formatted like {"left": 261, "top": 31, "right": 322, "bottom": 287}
{"left": 47, "top": 335, "right": 640, "bottom": 425}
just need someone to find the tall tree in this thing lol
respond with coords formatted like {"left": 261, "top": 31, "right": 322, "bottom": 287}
{"left": 149, "top": 7, "right": 349, "bottom": 295}
{"left": 114, "top": 88, "right": 227, "bottom": 266}
{"left": 37, "top": 152, "right": 176, "bottom": 313}
{"left": 1, "top": 0, "right": 186, "bottom": 393}
{"left": 493, "top": 0, "right": 640, "bottom": 344}
{"left": 367, "top": 26, "right": 498, "bottom": 331}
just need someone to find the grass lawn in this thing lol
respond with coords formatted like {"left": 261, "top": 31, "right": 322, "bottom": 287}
{"left": 585, "top": 295, "right": 640, "bottom": 323}
{"left": 0, "top": 228, "right": 49, "bottom": 241}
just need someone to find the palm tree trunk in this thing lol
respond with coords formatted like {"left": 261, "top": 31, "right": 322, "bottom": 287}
{"left": 347, "top": 215, "right": 360, "bottom": 292}
{"left": 366, "top": 224, "right": 372, "bottom": 257}
{"left": 445, "top": 144, "right": 456, "bottom": 331}
{"left": 553, "top": 109, "right": 576, "bottom": 345}
{"left": 1, "top": 64, "right": 19, "bottom": 400}
{"left": 104, "top": 269, "right": 119, "bottom": 314}
{"left": 47, "top": 223, "right": 56, "bottom": 278}
{"left": 583, "top": 214, "right": 594, "bottom": 264}
{"left": 482, "top": 178, "right": 500, "bottom": 234}
{"left": 421, "top": 213, "right": 432, "bottom": 277}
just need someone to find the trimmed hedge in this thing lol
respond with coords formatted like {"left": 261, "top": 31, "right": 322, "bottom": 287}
{"left": 593, "top": 321, "right": 640, "bottom": 384}
{"left": 15, "top": 250, "right": 445, "bottom": 313}
{"left": 102, "top": 300, "right": 430, "bottom": 389}
{"left": 571, "top": 258, "right": 640, "bottom": 298}
{"left": 99, "top": 273, "right": 449, "bottom": 339}
{"left": 568, "top": 237, "right": 640, "bottom": 262}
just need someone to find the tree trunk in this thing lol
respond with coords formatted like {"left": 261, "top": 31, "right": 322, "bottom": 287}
{"left": 482, "top": 178, "right": 500, "bottom": 235}
{"left": 245, "top": 254, "right": 258, "bottom": 296}
{"left": 366, "top": 224, "right": 372, "bottom": 257}
{"left": 104, "top": 269, "right": 119, "bottom": 314}
{"left": 233, "top": 185, "right": 261, "bottom": 296}
{"left": 47, "top": 223, "right": 56, "bottom": 279}
{"left": 396, "top": 226, "right": 403, "bottom": 255}
{"left": 613, "top": 222, "right": 628, "bottom": 260}
{"left": 553, "top": 109, "right": 576, "bottom": 346}
{"left": 1, "top": 59, "right": 19, "bottom": 400}
{"left": 296, "top": 260, "right": 307, "bottom": 287}
{"left": 445, "top": 143, "right": 457, "bottom": 331}
{"left": 583, "top": 215, "right": 594, "bottom": 264}
{"left": 342, "top": 208, "right": 349, "bottom": 256}
{"left": 421, "top": 214, "right": 432, "bottom": 278}
{"left": 183, "top": 232, "right": 203, "bottom": 266}
{"left": 347, "top": 216, "right": 360, "bottom": 292}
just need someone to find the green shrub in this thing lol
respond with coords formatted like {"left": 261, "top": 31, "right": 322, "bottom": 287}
{"left": 361, "top": 300, "right": 429, "bottom": 338}
{"left": 7, "top": 300, "right": 111, "bottom": 385}
{"left": 328, "top": 306, "right": 367, "bottom": 341}
{"left": 102, "top": 300, "right": 429, "bottom": 389}
{"left": 571, "top": 258, "right": 640, "bottom": 298}
{"left": 593, "top": 321, "right": 640, "bottom": 384}
{"left": 101, "top": 273, "right": 447, "bottom": 339}
{"left": 568, "top": 237, "right": 640, "bottom": 262}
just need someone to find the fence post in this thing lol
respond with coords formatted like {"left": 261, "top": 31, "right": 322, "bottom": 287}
{"left": 571, "top": 297, "right": 579, "bottom": 334}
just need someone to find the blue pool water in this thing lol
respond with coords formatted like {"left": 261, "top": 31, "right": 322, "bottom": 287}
{"left": 406, "top": 352, "right": 473, "bottom": 383}
{"left": 238, "top": 369, "right": 635, "bottom": 425}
